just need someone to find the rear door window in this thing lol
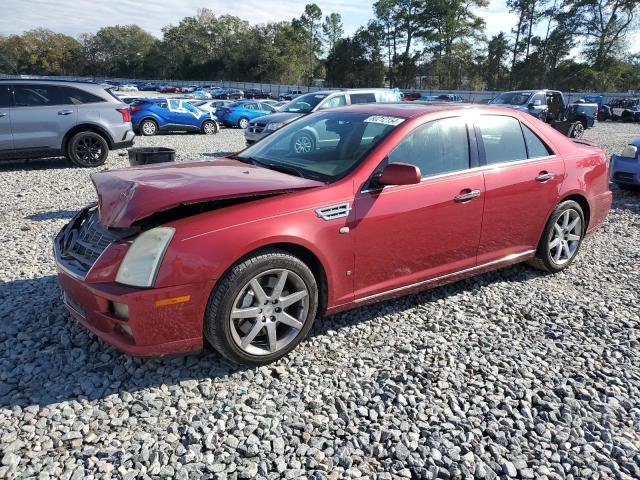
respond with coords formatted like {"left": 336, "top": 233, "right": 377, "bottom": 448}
{"left": 0, "top": 85, "right": 11, "bottom": 108}
{"left": 318, "top": 95, "right": 346, "bottom": 110}
{"left": 13, "top": 84, "right": 71, "bottom": 107}
{"left": 521, "top": 124, "right": 552, "bottom": 158}
{"left": 61, "top": 87, "right": 105, "bottom": 104}
{"left": 477, "top": 115, "right": 527, "bottom": 164}
{"left": 349, "top": 93, "right": 376, "bottom": 104}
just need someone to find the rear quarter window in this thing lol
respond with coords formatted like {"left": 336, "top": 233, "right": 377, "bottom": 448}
{"left": 478, "top": 115, "right": 527, "bottom": 164}
{"left": 522, "top": 124, "right": 553, "bottom": 158}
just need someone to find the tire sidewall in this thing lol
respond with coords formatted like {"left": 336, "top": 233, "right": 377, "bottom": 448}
{"left": 68, "top": 131, "right": 109, "bottom": 167}
{"left": 202, "top": 120, "right": 218, "bottom": 135}
{"left": 205, "top": 250, "right": 319, "bottom": 365}
{"left": 537, "top": 200, "right": 585, "bottom": 273}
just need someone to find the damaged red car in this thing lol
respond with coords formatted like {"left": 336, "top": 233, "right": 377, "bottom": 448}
{"left": 54, "top": 104, "right": 612, "bottom": 365}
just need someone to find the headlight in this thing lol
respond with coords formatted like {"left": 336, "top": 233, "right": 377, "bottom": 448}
{"left": 621, "top": 145, "right": 638, "bottom": 159}
{"left": 115, "top": 227, "right": 175, "bottom": 287}
{"left": 266, "top": 122, "right": 284, "bottom": 131}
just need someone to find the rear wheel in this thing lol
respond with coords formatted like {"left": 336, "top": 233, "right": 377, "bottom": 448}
{"left": 204, "top": 249, "right": 318, "bottom": 365}
{"left": 238, "top": 117, "right": 250, "bottom": 129}
{"left": 67, "top": 131, "right": 109, "bottom": 167}
{"left": 140, "top": 119, "right": 158, "bottom": 136}
{"left": 292, "top": 132, "right": 315, "bottom": 153}
{"left": 569, "top": 122, "right": 585, "bottom": 138}
{"left": 201, "top": 120, "right": 218, "bottom": 135}
{"left": 528, "top": 200, "right": 585, "bottom": 273}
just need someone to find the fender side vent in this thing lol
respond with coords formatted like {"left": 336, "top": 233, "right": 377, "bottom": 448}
{"left": 315, "top": 203, "right": 351, "bottom": 221}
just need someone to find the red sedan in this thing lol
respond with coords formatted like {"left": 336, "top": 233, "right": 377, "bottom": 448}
{"left": 54, "top": 104, "right": 612, "bottom": 365}
{"left": 158, "top": 85, "right": 182, "bottom": 93}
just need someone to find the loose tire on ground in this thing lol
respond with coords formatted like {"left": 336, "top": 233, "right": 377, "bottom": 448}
{"left": 204, "top": 248, "right": 319, "bottom": 365}
{"left": 528, "top": 200, "right": 585, "bottom": 273}
{"left": 66, "top": 131, "right": 110, "bottom": 167}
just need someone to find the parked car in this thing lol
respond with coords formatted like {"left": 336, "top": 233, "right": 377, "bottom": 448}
{"left": 117, "top": 96, "right": 143, "bottom": 105}
{"left": 216, "top": 100, "right": 276, "bottom": 128}
{"left": 245, "top": 89, "right": 402, "bottom": 145}
{"left": 53, "top": 103, "right": 611, "bottom": 364}
{"left": 279, "top": 89, "right": 304, "bottom": 101}
{"left": 0, "top": 80, "right": 134, "bottom": 167}
{"left": 139, "top": 82, "right": 158, "bottom": 91}
{"left": 181, "top": 85, "right": 199, "bottom": 94}
{"left": 401, "top": 91, "right": 422, "bottom": 101}
{"left": 610, "top": 138, "right": 640, "bottom": 188}
{"left": 605, "top": 98, "right": 640, "bottom": 122}
{"left": 212, "top": 88, "right": 244, "bottom": 100}
{"left": 158, "top": 85, "right": 182, "bottom": 94}
{"left": 190, "top": 99, "right": 232, "bottom": 115}
{"left": 130, "top": 98, "right": 219, "bottom": 135}
{"left": 490, "top": 90, "right": 596, "bottom": 137}
{"left": 245, "top": 88, "right": 272, "bottom": 99}
{"left": 419, "top": 93, "right": 464, "bottom": 102}
{"left": 117, "top": 84, "right": 139, "bottom": 92}
{"left": 190, "top": 90, "right": 212, "bottom": 100}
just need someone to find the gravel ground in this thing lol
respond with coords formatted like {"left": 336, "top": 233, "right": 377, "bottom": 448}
{"left": 1, "top": 123, "right": 639, "bottom": 479}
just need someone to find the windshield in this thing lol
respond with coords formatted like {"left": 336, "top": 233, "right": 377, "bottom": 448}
{"left": 235, "top": 111, "right": 405, "bottom": 182}
{"left": 281, "top": 93, "right": 329, "bottom": 113}
{"left": 490, "top": 92, "right": 532, "bottom": 106}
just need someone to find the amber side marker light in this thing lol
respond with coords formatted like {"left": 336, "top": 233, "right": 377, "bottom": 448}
{"left": 155, "top": 295, "right": 191, "bottom": 307}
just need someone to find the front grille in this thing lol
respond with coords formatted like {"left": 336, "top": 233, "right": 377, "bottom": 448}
{"left": 614, "top": 172, "right": 636, "bottom": 183}
{"left": 57, "top": 208, "right": 118, "bottom": 276}
{"left": 248, "top": 122, "right": 266, "bottom": 134}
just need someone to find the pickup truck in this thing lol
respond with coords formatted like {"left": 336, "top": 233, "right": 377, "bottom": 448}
{"left": 489, "top": 89, "right": 597, "bottom": 137}
{"left": 606, "top": 98, "right": 640, "bottom": 122}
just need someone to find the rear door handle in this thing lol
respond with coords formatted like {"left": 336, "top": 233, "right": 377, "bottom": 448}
{"left": 0, "top": 113, "right": 7, "bottom": 118}
{"left": 58, "top": 110, "right": 74, "bottom": 116}
{"left": 454, "top": 189, "right": 481, "bottom": 202}
{"left": 535, "top": 172, "right": 556, "bottom": 182}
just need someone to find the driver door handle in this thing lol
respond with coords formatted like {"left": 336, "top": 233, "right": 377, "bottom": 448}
{"left": 58, "top": 110, "right": 74, "bottom": 116}
{"left": 454, "top": 189, "right": 481, "bottom": 202}
{"left": 535, "top": 172, "right": 556, "bottom": 182}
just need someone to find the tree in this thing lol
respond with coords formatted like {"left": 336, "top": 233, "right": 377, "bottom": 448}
{"left": 84, "top": 25, "right": 155, "bottom": 77}
{"left": 326, "top": 27, "right": 385, "bottom": 87}
{"left": 298, "top": 3, "right": 323, "bottom": 85}
{"left": 485, "top": 32, "right": 511, "bottom": 90}
{"left": 323, "top": 13, "right": 344, "bottom": 53}
{"left": 3, "top": 29, "right": 83, "bottom": 76}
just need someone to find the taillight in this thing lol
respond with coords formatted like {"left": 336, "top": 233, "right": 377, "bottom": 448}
{"left": 222, "top": 108, "right": 231, "bottom": 114}
{"left": 117, "top": 108, "right": 131, "bottom": 123}
{"left": 130, "top": 106, "right": 142, "bottom": 113}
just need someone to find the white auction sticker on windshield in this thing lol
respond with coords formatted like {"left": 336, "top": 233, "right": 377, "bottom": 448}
{"left": 363, "top": 115, "right": 405, "bottom": 126}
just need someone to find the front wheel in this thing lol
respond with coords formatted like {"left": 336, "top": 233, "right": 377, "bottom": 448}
{"left": 238, "top": 117, "right": 249, "bottom": 129}
{"left": 201, "top": 120, "right": 219, "bottom": 135}
{"left": 528, "top": 200, "right": 585, "bottom": 273}
{"left": 67, "top": 131, "right": 109, "bottom": 167}
{"left": 204, "top": 249, "right": 318, "bottom": 365}
{"left": 291, "top": 132, "right": 315, "bottom": 153}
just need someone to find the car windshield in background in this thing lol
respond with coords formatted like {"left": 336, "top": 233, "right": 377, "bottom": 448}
{"left": 236, "top": 111, "right": 405, "bottom": 182}
{"left": 490, "top": 92, "right": 532, "bottom": 106}
{"left": 281, "top": 93, "right": 328, "bottom": 113}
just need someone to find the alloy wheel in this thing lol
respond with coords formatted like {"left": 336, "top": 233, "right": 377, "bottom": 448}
{"left": 74, "top": 136, "right": 104, "bottom": 165}
{"left": 203, "top": 121, "right": 217, "bottom": 134}
{"left": 239, "top": 118, "right": 249, "bottom": 129}
{"left": 571, "top": 123, "right": 585, "bottom": 138}
{"left": 229, "top": 269, "right": 309, "bottom": 356}
{"left": 548, "top": 208, "right": 582, "bottom": 265}
{"left": 142, "top": 121, "right": 157, "bottom": 135}
{"left": 293, "top": 134, "right": 313, "bottom": 153}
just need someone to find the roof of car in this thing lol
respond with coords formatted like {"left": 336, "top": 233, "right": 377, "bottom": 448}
{"left": 326, "top": 102, "right": 524, "bottom": 118}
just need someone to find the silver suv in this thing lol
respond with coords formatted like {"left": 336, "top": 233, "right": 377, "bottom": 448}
{"left": 0, "top": 80, "right": 134, "bottom": 167}
{"left": 245, "top": 89, "right": 401, "bottom": 146}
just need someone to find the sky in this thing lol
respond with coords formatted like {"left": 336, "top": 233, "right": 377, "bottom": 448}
{"left": 1, "top": 0, "right": 638, "bottom": 54}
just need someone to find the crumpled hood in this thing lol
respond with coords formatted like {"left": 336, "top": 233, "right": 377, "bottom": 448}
{"left": 91, "top": 158, "right": 323, "bottom": 228}
{"left": 254, "top": 112, "right": 304, "bottom": 124}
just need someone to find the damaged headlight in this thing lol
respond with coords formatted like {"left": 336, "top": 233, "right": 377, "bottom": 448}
{"left": 115, "top": 227, "right": 175, "bottom": 288}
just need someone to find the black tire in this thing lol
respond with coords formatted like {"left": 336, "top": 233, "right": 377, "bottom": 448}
{"left": 140, "top": 119, "right": 158, "bottom": 136}
{"left": 569, "top": 122, "right": 585, "bottom": 138}
{"left": 528, "top": 200, "right": 585, "bottom": 273}
{"left": 291, "top": 132, "right": 316, "bottom": 154}
{"left": 66, "top": 131, "right": 109, "bottom": 167}
{"left": 204, "top": 248, "right": 319, "bottom": 365}
{"left": 201, "top": 120, "right": 218, "bottom": 135}
{"left": 237, "top": 117, "right": 250, "bottom": 129}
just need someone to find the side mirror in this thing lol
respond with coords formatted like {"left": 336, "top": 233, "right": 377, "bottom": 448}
{"left": 528, "top": 102, "right": 535, "bottom": 109}
{"left": 378, "top": 162, "right": 422, "bottom": 186}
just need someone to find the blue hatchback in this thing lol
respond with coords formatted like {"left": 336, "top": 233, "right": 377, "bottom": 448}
{"left": 610, "top": 138, "right": 640, "bottom": 187}
{"left": 216, "top": 101, "right": 277, "bottom": 129}
{"left": 131, "top": 98, "right": 219, "bottom": 136}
